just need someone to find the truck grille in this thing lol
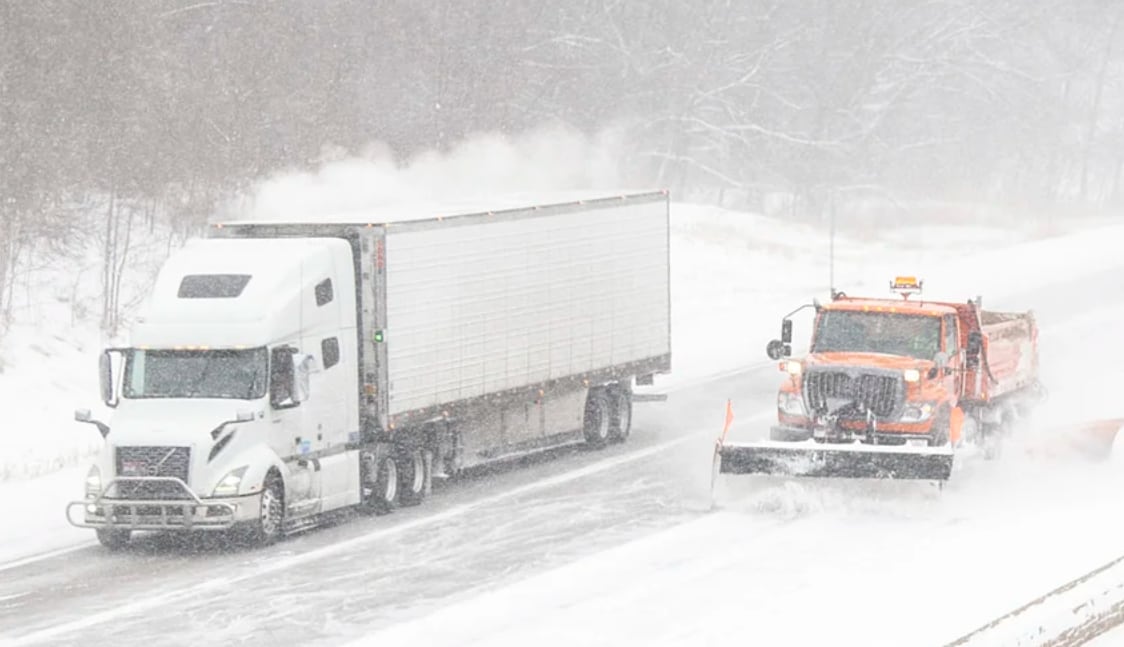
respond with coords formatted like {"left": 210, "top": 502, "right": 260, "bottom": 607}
{"left": 803, "top": 371, "right": 902, "bottom": 418}
{"left": 114, "top": 446, "right": 191, "bottom": 500}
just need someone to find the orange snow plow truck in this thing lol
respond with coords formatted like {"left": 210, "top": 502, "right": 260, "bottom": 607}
{"left": 717, "top": 277, "right": 1044, "bottom": 482}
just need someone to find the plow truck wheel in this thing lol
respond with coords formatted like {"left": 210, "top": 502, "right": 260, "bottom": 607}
{"left": 929, "top": 407, "right": 952, "bottom": 448}
{"left": 609, "top": 389, "right": 632, "bottom": 443}
{"left": 96, "top": 528, "right": 131, "bottom": 551}
{"left": 583, "top": 390, "right": 612, "bottom": 448}
{"left": 983, "top": 415, "right": 1010, "bottom": 461}
{"left": 770, "top": 427, "right": 812, "bottom": 442}
{"left": 397, "top": 447, "right": 430, "bottom": 507}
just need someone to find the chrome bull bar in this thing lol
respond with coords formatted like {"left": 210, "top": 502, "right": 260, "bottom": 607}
{"left": 65, "top": 476, "right": 238, "bottom": 531}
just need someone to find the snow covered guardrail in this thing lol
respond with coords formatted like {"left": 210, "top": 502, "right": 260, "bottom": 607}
{"left": 948, "top": 553, "right": 1124, "bottom": 646}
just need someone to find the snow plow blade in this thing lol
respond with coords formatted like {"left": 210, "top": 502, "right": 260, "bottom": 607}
{"left": 717, "top": 441, "right": 954, "bottom": 481}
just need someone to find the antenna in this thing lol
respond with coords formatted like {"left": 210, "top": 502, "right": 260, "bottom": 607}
{"left": 828, "top": 191, "right": 836, "bottom": 298}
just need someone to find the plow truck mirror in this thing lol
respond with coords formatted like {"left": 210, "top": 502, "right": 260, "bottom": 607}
{"left": 781, "top": 319, "right": 793, "bottom": 344}
{"left": 929, "top": 351, "right": 950, "bottom": 379}
{"left": 766, "top": 339, "right": 790, "bottom": 360}
{"left": 967, "top": 331, "right": 983, "bottom": 356}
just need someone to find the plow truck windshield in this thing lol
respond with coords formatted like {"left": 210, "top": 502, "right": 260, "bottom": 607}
{"left": 812, "top": 311, "right": 940, "bottom": 360}
{"left": 122, "top": 348, "right": 268, "bottom": 400}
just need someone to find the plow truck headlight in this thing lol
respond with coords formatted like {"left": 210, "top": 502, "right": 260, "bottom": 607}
{"left": 784, "top": 361, "right": 802, "bottom": 376}
{"left": 213, "top": 466, "right": 248, "bottom": 497}
{"left": 777, "top": 392, "right": 805, "bottom": 416}
{"left": 900, "top": 402, "right": 934, "bottom": 423}
{"left": 903, "top": 369, "right": 921, "bottom": 383}
{"left": 84, "top": 466, "right": 102, "bottom": 499}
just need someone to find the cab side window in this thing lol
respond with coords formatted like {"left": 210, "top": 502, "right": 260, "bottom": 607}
{"left": 943, "top": 315, "right": 958, "bottom": 354}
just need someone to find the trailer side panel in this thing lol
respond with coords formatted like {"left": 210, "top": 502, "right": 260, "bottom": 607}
{"left": 383, "top": 197, "right": 670, "bottom": 416}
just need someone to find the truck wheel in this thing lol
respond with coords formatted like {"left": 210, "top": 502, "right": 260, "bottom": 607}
{"left": 372, "top": 455, "right": 399, "bottom": 514}
{"left": 983, "top": 419, "right": 1006, "bottom": 460}
{"left": 929, "top": 408, "right": 951, "bottom": 448}
{"left": 583, "top": 390, "right": 612, "bottom": 448}
{"left": 609, "top": 390, "right": 632, "bottom": 443}
{"left": 96, "top": 528, "right": 131, "bottom": 551}
{"left": 248, "top": 475, "right": 285, "bottom": 546}
{"left": 770, "top": 427, "right": 813, "bottom": 442}
{"left": 397, "top": 448, "right": 430, "bottom": 507}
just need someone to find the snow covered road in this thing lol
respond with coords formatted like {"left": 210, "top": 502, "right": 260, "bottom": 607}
{"left": 3, "top": 264, "right": 1124, "bottom": 647}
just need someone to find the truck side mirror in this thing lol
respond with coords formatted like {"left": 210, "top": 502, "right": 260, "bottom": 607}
{"left": 766, "top": 339, "right": 791, "bottom": 360}
{"left": 781, "top": 319, "right": 793, "bottom": 344}
{"left": 98, "top": 351, "right": 117, "bottom": 408}
{"left": 270, "top": 346, "right": 301, "bottom": 409}
{"left": 75, "top": 408, "right": 110, "bottom": 438}
{"left": 293, "top": 355, "right": 313, "bottom": 403}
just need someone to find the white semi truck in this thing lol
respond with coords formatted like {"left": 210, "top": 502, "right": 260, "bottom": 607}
{"left": 67, "top": 192, "right": 672, "bottom": 549}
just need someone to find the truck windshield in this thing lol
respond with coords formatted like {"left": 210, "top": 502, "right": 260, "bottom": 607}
{"left": 812, "top": 311, "right": 941, "bottom": 360}
{"left": 122, "top": 348, "right": 268, "bottom": 400}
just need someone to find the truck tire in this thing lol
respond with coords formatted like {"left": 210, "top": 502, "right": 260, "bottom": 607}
{"left": 770, "top": 427, "right": 813, "bottom": 442}
{"left": 247, "top": 474, "right": 285, "bottom": 546}
{"left": 983, "top": 419, "right": 1006, "bottom": 461}
{"left": 929, "top": 408, "right": 951, "bottom": 448}
{"left": 96, "top": 528, "right": 131, "bottom": 551}
{"left": 583, "top": 390, "right": 612, "bottom": 448}
{"left": 397, "top": 447, "right": 430, "bottom": 507}
{"left": 609, "top": 390, "right": 632, "bottom": 443}
{"left": 371, "top": 455, "right": 399, "bottom": 514}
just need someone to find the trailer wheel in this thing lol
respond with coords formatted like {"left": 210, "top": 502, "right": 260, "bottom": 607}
{"left": 583, "top": 390, "right": 612, "bottom": 448}
{"left": 397, "top": 447, "right": 430, "bottom": 507}
{"left": 372, "top": 455, "right": 399, "bottom": 514}
{"left": 609, "top": 390, "right": 632, "bottom": 443}
{"left": 95, "top": 528, "right": 131, "bottom": 551}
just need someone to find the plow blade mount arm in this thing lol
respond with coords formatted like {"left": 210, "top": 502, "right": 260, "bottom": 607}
{"left": 718, "top": 441, "right": 954, "bottom": 481}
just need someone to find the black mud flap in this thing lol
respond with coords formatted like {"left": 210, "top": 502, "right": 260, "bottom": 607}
{"left": 717, "top": 442, "right": 954, "bottom": 481}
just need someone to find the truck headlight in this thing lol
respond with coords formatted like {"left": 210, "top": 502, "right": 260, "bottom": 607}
{"left": 785, "top": 361, "right": 802, "bottom": 376}
{"left": 777, "top": 392, "right": 805, "bottom": 416}
{"left": 903, "top": 369, "right": 921, "bottom": 383}
{"left": 84, "top": 466, "right": 102, "bottom": 499}
{"left": 900, "top": 403, "right": 934, "bottom": 422}
{"left": 212, "top": 466, "right": 248, "bottom": 497}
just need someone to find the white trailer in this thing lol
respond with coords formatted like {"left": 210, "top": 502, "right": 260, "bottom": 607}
{"left": 69, "top": 192, "right": 672, "bottom": 548}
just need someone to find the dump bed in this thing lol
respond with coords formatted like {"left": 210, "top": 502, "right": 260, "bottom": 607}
{"left": 963, "top": 309, "right": 1038, "bottom": 402}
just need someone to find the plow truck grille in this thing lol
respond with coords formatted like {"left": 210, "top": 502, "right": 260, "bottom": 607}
{"left": 803, "top": 370, "right": 903, "bottom": 419}
{"left": 115, "top": 446, "right": 192, "bottom": 500}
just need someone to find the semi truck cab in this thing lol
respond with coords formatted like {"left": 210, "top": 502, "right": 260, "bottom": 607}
{"left": 70, "top": 237, "right": 362, "bottom": 548}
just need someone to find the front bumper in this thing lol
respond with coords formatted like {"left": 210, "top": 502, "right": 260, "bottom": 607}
{"left": 772, "top": 422, "right": 936, "bottom": 446}
{"left": 66, "top": 476, "right": 260, "bottom": 531}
